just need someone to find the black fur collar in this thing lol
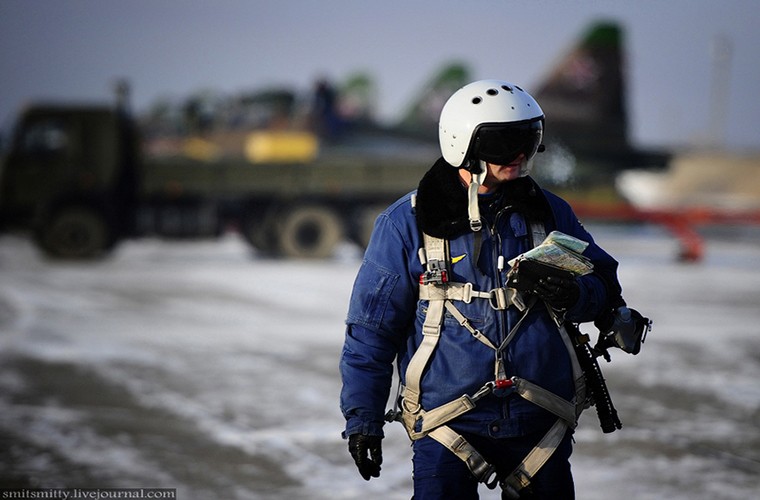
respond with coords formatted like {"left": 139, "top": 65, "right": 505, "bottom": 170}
{"left": 415, "top": 157, "right": 552, "bottom": 238}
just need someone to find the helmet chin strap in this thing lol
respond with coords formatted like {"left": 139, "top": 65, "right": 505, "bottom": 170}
{"left": 465, "top": 156, "right": 533, "bottom": 232}
{"left": 467, "top": 160, "right": 488, "bottom": 232}
{"left": 519, "top": 156, "right": 532, "bottom": 177}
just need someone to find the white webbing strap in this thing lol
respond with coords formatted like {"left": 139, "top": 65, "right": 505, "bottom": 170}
{"left": 423, "top": 232, "right": 449, "bottom": 266}
{"left": 403, "top": 234, "right": 450, "bottom": 416}
{"left": 403, "top": 297, "right": 444, "bottom": 413}
{"left": 512, "top": 377, "right": 578, "bottom": 427}
{"left": 467, "top": 169, "right": 485, "bottom": 232}
{"left": 444, "top": 301, "right": 497, "bottom": 350}
{"left": 413, "top": 395, "right": 476, "bottom": 435}
{"left": 420, "top": 282, "right": 525, "bottom": 311}
{"left": 426, "top": 417, "right": 570, "bottom": 496}
{"left": 501, "top": 419, "right": 569, "bottom": 498}
{"left": 419, "top": 282, "right": 490, "bottom": 302}
{"left": 429, "top": 425, "right": 499, "bottom": 487}
{"left": 400, "top": 381, "right": 491, "bottom": 440}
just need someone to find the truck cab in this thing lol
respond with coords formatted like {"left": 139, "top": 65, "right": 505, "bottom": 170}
{"left": 0, "top": 105, "right": 138, "bottom": 258}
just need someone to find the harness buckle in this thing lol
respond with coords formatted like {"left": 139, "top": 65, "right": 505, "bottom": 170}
{"left": 495, "top": 378, "right": 514, "bottom": 390}
{"left": 481, "top": 466, "right": 500, "bottom": 489}
{"left": 462, "top": 282, "right": 474, "bottom": 303}
{"left": 419, "top": 259, "right": 449, "bottom": 285}
{"left": 501, "top": 468, "right": 532, "bottom": 498}
{"left": 493, "top": 378, "right": 515, "bottom": 397}
{"left": 401, "top": 398, "right": 421, "bottom": 415}
{"left": 489, "top": 287, "right": 509, "bottom": 310}
{"left": 470, "top": 381, "right": 496, "bottom": 403}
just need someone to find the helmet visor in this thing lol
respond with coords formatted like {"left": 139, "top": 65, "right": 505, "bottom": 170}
{"left": 474, "top": 119, "right": 544, "bottom": 165}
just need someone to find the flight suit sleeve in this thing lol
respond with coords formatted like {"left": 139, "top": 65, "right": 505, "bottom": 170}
{"left": 339, "top": 210, "right": 417, "bottom": 438}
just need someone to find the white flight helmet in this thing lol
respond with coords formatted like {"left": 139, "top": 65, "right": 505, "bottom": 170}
{"left": 438, "top": 79, "right": 544, "bottom": 175}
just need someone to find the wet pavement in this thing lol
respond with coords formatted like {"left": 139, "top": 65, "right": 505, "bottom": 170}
{"left": 1, "top": 228, "right": 759, "bottom": 499}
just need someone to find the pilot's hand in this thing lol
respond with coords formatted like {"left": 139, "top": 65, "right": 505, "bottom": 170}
{"left": 348, "top": 433, "right": 383, "bottom": 480}
{"left": 533, "top": 275, "right": 580, "bottom": 311}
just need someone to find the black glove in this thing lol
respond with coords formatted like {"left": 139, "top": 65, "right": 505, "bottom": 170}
{"left": 348, "top": 433, "right": 382, "bottom": 481}
{"left": 533, "top": 275, "right": 580, "bottom": 311}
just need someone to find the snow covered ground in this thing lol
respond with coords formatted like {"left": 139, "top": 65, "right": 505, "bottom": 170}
{"left": 0, "top": 225, "right": 758, "bottom": 499}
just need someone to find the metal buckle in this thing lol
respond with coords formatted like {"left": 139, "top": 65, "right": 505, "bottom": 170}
{"left": 419, "top": 259, "right": 448, "bottom": 285}
{"left": 470, "top": 381, "right": 495, "bottom": 403}
{"left": 462, "top": 282, "right": 474, "bottom": 303}
{"left": 489, "top": 287, "right": 509, "bottom": 310}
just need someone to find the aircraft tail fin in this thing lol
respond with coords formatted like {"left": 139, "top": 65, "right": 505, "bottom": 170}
{"left": 534, "top": 21, "right": 630, "bottom": 159}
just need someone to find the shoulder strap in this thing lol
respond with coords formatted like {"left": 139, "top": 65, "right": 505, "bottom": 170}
{"left": 403, "top": 232, "right": 450, "bottom": 415}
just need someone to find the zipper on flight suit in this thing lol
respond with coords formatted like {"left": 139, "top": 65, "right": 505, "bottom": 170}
{"left": 488, "top": 205, "right": 513, "bottom": 420}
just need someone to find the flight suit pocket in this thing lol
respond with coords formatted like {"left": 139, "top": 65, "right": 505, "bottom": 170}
{"left": 346, "top": 259, "right": 399, "bottom": 330}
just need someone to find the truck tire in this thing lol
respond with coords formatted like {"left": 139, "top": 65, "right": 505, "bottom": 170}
{"left": 37, "top": 207, "right": 112, "bottom": 259}
{"left": 242, "top": 219, "right": 279, "bottom": 256}
{"left": 276, "top": 205, "right": 343, "bottom": 259}
{"left": 240, "top": 206, "right": 279, "bottom": 256}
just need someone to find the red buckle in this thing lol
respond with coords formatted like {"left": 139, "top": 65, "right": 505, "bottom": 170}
{"left": 419, "top": 269, "right": 448, "bottom": 285}
{"left": 495, "top": 379, "right": 514, "bottom": 390}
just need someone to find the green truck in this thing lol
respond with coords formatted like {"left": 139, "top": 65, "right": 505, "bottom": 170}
{"left": 0, "top": 103, "right": 435, "bottom": 259}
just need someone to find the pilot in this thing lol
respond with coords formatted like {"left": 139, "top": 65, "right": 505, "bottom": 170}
{"left": 339, "top": 80, "right": 624, "bottom": 499}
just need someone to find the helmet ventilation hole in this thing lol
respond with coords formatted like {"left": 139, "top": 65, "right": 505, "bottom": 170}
{"left": 501, "top": 85, "right": 513, "bottom": 92}
{"left": 472, "top": 97, "right": 482, "bottom": 104}
{"left": 486, "top": 88, "right": 498, "bottom": 96}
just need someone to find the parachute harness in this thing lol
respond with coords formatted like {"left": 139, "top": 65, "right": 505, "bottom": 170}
{"left": 387, "top": 216, "right": 590, "bottom": 497}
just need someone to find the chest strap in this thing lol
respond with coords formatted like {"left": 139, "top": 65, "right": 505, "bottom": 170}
{"left": 419, "top": 282, "right": 527, "bottom": 311}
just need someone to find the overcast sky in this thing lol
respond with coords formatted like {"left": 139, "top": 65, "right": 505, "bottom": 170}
{"left": 1, "top": 0, "right": 758, "bottom": 150}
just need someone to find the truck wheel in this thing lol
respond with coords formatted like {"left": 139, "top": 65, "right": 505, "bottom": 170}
{"left": 241, "top": 218, "right": 279, "bottom": 255}
{"left": 277, "top": 205, "right": 343, "bottom": 259}
{"left": 37, "top": 207, "right": 112, "bottom": 259}
{"left": 240, "top": 207, "right": 279, "bottom": 256}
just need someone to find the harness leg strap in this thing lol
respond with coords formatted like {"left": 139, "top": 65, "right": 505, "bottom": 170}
{"left": 501, "top": 419, "right": 569, "bottom": 498}
{"left": 428, "top": 426, "right": 499, "bottom": 488}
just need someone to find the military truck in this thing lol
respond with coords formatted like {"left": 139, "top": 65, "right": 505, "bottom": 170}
{"left": 0, "top": 103, "right": 435, "bottom": 259}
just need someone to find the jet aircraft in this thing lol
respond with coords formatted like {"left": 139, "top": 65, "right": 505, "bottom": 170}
{"left": 137, "top": 21, "right": 759, "bottom": 262}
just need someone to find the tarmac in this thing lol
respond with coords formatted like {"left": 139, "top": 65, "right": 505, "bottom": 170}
{"left": 0, "top": 226, "right": 758, "bottom": 499}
